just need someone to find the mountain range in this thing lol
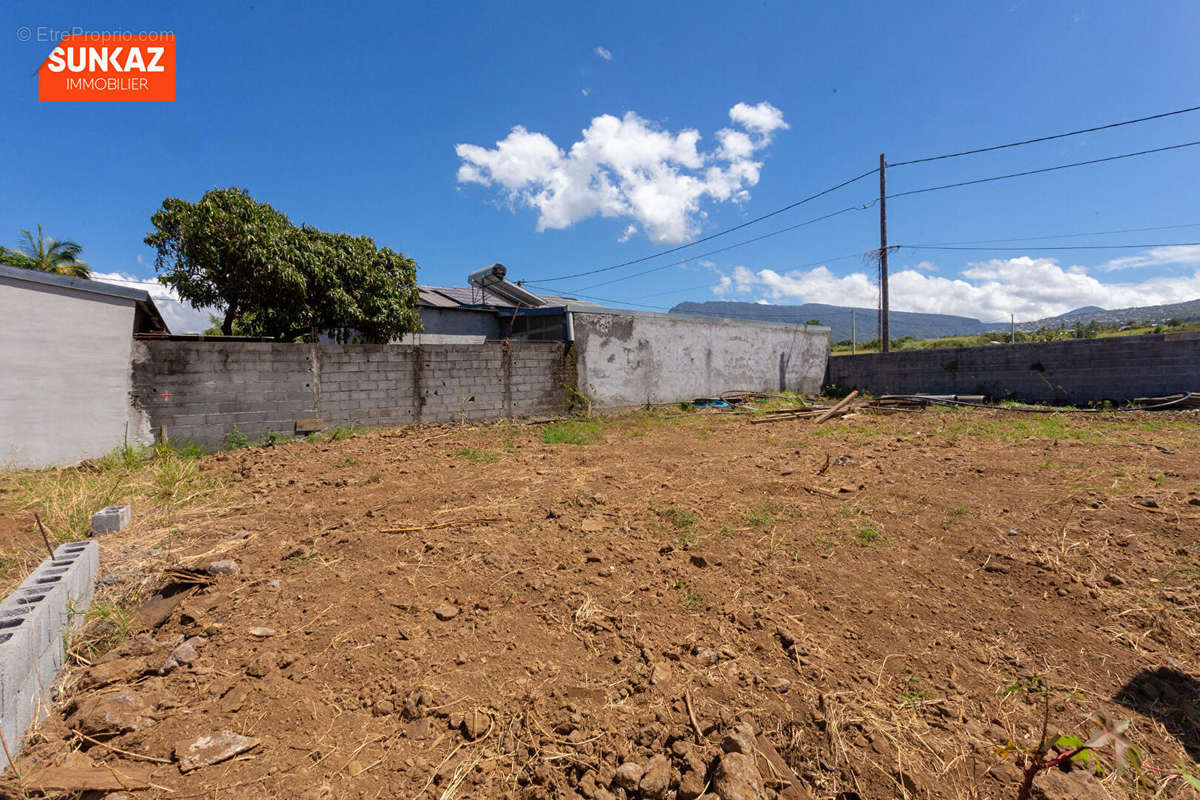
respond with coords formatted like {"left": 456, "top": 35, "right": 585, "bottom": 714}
{"left": 668, "top": 298, "right": 1200, "bottom": 343}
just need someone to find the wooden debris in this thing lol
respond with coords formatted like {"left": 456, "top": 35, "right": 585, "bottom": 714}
{"left": 749, "top": 392, "right": 928, "bottom": 424}
{"left": 811, "top": 391, "right": 860, "bottom": 425}
{"left": 22, "top": 751, "right": 152, "bottom": 791}
{"left": 382, "top": 517, "right": 501, "bottom": 533}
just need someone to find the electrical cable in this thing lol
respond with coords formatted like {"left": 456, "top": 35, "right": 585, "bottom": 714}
{"left": 530, "top": 167, "right": 879, "bottom": 283}
{"left": 903, "top": 241, "right": 1200, "bottom": 252}
{"left": 905, "top": 222, "right": 1200, "bottom": 247}
{"left": 887, "top": 103, "right": 1200, "bottom": 167}
{"left": 887, "top": 139, "right": 1200, "bottom": 200}
{"left": 574, "top": 206, "right": 871, "bottom": 292}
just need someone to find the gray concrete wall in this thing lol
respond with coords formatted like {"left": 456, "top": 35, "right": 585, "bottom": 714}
{"left": 0, "top": 278, "right": 143, "bottom": 468}
{"left": 825, "top": 332, "right": 1200, "bottom": 403}
{"left": 0, "top": 540, "right": 97, "bottom": 756}
{"left": 572, "top": 310, "right": 830, "bottom": 408}
{"left": 132, "top": 340, "right": 567, "bottom": 448}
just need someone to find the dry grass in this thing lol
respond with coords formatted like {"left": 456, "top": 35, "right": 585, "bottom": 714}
{"left": 0, "top": 442, "right": 232, "bottom": 593}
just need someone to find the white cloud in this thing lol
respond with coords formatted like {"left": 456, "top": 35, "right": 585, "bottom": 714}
{"left": 617, "top": 224, "right": 638, "bottom": 243}
{"left": 90, "top": 271, "right": 218, "bottom": 334}
{"left": 718, "top": 253, "right": 1200, "bottom": 322}
{"left": 455, "top": 102, "right": 788, "bottom": 243}
{"left": 594, "top": 45, "right": 612, "bottom": 61}
{"left": 712, "top": 275, "right": 733, "bottom": 296}
{"left": 728, "top": 101, "right": 789, "bottom": 137}
{"left": 581, "top": 88, "right": 591, "bottom": 96}
{"left": 1099, "top": 244, "right": 1200, "bottom": 271}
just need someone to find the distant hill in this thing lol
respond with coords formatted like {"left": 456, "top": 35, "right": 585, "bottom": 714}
{"left": 668, "top": 301, "right": 995, "bottom": 343}
{"left": 670, "top": 298, "right": 1200, "bottom": 342}
{"left": 999, "top": 298, "right": 1200, "bottom": 333}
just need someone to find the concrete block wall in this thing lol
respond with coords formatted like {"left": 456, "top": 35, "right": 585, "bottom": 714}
{"left": 132, "top": 339, "right": 568, "bottom": 448}
{"left": 0, "top": 541, "right": 98, "bottom": 756}
{"left": 572, "top": 310, "right": 830, "bottom": 408}
{"left": 825, "top": 332, "right": 1200, "bottom": 404}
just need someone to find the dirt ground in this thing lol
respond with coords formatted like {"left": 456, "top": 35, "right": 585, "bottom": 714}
{"left": 2, "top": 406, "right": 1200, "bottom": 800}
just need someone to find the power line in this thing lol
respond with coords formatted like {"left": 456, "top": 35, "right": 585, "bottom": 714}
{"left": 887, "top": 103, "right": 1200, "bottom": 167}
{"left": 903, "top": 241, "right": 1200, "bottom": 252}
{"left": 531, "top": 167, "right": 879, "bottom": 283}
{"left": 574, "top": 207, "right": 871, "bottom": 292}
{"left": 532, "top": 107, "right": 1200, "bottom": 291}
{"left": 907, "top": 221, "right": 1200, "bottom": 247}
{"left": 887, "top": 139, "right": 1200, "bottom": 200}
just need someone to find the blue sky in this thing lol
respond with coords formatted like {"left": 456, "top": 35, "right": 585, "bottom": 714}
{"left": 3, "top": 0, "right": 1200, "bottom": 331}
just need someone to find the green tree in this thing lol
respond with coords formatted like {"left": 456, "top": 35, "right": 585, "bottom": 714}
{"left": 0, "top": 225, "right": 90, "bottom": 278}
{"left": 145, "top": 187, "right": 421, "bottom": 341}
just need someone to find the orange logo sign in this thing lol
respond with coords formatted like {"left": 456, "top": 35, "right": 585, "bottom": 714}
{"left": 39, "top": 34, "right": 175, "bottom": 102}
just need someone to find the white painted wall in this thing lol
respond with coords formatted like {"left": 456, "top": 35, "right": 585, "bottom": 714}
{"left": 0, "top": 278, "right": 143, "bottom": 468}
{"left": 572, "top": 310, "right": 830, "bottom": 408}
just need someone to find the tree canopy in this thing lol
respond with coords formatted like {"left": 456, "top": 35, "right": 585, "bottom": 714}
{"left": 145, "top": 187, "right": 421, "bottom": 341}
{"left": 0, "top": 225, "right": 90, "bottom": 278}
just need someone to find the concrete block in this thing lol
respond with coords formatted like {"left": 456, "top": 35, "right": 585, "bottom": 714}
{"left": 0, "top": 540, "right": 96, "bottom": 756}
{"left": 91, "top": 504, "right": 131, "bottom": 535}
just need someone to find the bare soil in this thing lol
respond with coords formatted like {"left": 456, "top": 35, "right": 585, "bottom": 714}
{"left": 3, "top": 407, "right": 1200, "bottom": 800}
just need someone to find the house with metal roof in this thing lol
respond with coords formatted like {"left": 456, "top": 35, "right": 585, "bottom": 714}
{"left": 0, "top": 264, "right": 169, "bottom": 467}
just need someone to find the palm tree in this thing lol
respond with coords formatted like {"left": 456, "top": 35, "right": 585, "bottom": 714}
{"left": 0, "top": 225, "right": 90, "bottom": 278}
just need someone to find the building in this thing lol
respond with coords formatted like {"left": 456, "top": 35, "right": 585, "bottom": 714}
{"left": 0, "top": 265, "right": 168, "bottom": 468}
{"left": 413, "top": 265, "right": 831, "bottom": 408}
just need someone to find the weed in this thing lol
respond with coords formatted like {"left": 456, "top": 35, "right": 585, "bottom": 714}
{"left": 718, "top": 524, "right": 736, "bottom": 539}
{"left": 70, "top": 600, "right": 135, "bottom": 661}
{"left": 853, "top": 527, "right": 886, "bottom": 547}
{"left": 324, "top": 423, "right": 369, "bottom": 442}
{"left": 456, "top": 446, "right": 500, "bottom": 463}
{"left": 258, "top": 429, "right": 285, "bottom": 447}
{"left": 542, "top": 419, "right": 606, "bottom": 445}
{"left": 336, "top": 455, "right": 361, "bottom": 467}
{"left": 676, "top": 531, "right": 697, "bottom": 547}
{"left": 813, "top": 537, "right": 837, "bottom": 557}
{"left": 896, "top": 672, "right": 931, "bottom": 713}
{"left": 675, "top": 578, "right": 700, "bottom": 606}
{"left": 653, "top": 504, "right": 698, "bottom": 533}
{"left": 283, "top": 552, "right": 316, "bottom": 571}
{"left": 227, "top": 427, "right": 250, "bottom": 449}
{"left": 364, "top": 472, "right": 383, "bottom": 484}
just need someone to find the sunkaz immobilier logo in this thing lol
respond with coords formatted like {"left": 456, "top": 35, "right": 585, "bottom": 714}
{"left": 39, "top": 34, "right": 175, "bottom": 101}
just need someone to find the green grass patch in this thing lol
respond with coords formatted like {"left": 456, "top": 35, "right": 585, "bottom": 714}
{"left": 542, "top": 419, "right": 607, "bottom": 445}
{"left": 456, "top": 446, "right": 500, "bottom": 463}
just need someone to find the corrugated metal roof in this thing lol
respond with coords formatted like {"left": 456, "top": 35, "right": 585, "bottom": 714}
{"left": 417, "top": 285, "right": 599, "bottom": 310}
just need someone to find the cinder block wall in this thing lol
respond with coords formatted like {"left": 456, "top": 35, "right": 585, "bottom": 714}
{"left": 0, "top": 541, "right": 98, "bottom": 756}
{"left": 132, "top": 340, "right": 567, "bottom": 448}
{"left": 825, "top": 332, "right": 1200, "bottom": 403}
{"left": 572, "top": 310, "right": 830, "bottom": 408}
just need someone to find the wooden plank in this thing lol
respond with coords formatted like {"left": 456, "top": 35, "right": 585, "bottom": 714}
{"left": 295, "top": 418, "right": 324, "bottom": 434}
{"left": 811, "top": 391, "right": 860, "bottom": 425}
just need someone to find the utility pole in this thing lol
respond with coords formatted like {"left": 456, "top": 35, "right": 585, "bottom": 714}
{"left": 851, "top": 309, "right": 856, "bottom": 355}
{"left": 1011, "top": 313, "right": 1015, "bottom": 344}
{"left": 879, "top": 153, "right": 890, "bottom": 353}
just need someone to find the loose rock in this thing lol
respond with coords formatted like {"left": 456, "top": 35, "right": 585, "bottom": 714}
{"left": 711, "top": 752, "right": 763, "bottom": 800}
{"left": 248, "top": 626, "right": 276, "bottom": 638}
{"left": 70, "top": 690, "right": 155, "bottom": 736}
{"left": 176, "top": 730, "right": 260, "bottom": 772}
{"left": 463, "top": 709, "right": 491, "bottom": 740}
{"left": 639, "top": 754, "right": 671, "bottom": 798}
{"left": 432, "top": 604, "right": 460, "bottom": 621}
{"left": 613, "top": 762, "right": 644, "bottom": 792}
{"left": 205, "top": 559, "right": 240, "bottom": 576}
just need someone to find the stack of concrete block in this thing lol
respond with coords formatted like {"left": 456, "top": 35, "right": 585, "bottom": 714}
{"left": 0, "top": 540, "right": 98, "bottom": 758}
